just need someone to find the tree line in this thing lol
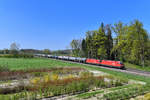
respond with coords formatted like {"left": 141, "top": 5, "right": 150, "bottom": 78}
{"left": 0, "top": 42, "right": 51, "bottom": 58}
{"left": 70, "top": 20, "right": 150, "bottom": 67}
{"left": 0, "top": 42, "right": 71, "bottom": 57}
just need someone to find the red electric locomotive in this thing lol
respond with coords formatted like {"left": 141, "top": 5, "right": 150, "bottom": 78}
{"left": 86, "top": 58, "right": 125, "bottom": 69}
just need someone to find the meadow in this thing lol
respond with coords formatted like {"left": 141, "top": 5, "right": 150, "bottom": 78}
{"left": 0, "top": 57, "right": 150, "bottom": 72}
{"left": 0, "top": 58, "right": 81, "bottom": 70}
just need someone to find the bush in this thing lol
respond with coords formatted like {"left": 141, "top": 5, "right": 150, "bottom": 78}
{"left": 0, "top": 65, "right": 10, "bottom": 72}
{"left": 79, "top": 71, "right": 93, "bottom": 78}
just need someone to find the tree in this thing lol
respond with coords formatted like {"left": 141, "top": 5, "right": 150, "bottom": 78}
{"left": 94, "top": 23, "right": 107, "bottom": 59}
{"left": 3, "top": 49, "right": 9, "bottom": 54}
{"left": 105, "top": 24, "right": 113, "bottom": 60}
{"left": 71, "top": 20, "right": 150, "bottom": 67}
{"left": 112, "top": 21, "right": 127, "bottom": 61}
{"left": 147, "top": 38, "right": 150, "bottom": 63}
{"left": 85, "top": 31, "right": 94, "bottom": 58}
{"left": 127, "top": 20, "right": 149, "bottom": 67}
{"left": 83, "top": 23, "right": 108, "bottom": 59}
{"left": 81, "top": 39, "right": 87, "bottom": 57}
{"left": 93, "top": 29, "right": 107, "bottom": 59}
{"left": 85, "top": 24, "right": 107, "bottom": 59}
{"left": 112, "top": 20, "right": 149, "bottom": 66}
{"left": 10, "top": 42, "right": 20, "bottom": 54}
{"left": 100, "top": 22, "right": 105, "bottom": 33}
{"left": 43, "top": 49, "right": 51, "bottom": 54}
{"left": 70, "top": 39, "right": 82, "bottom": 57}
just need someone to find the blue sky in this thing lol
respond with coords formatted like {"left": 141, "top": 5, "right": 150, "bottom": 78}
{"left": 0, "top": 0, "right": 150, "bottom": 50}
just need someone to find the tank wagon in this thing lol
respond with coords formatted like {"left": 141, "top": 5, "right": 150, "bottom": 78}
{"left": 35, "top": 54, "right": 125, "bottom": 69}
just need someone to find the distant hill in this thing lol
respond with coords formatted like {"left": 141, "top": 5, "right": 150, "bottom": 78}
{"left": 51, "top": 49, "right": 72, "bottom": 56}
{"left": 0, "top": 48, "right": 72, "bottom": 55}
{"left": 20, "top": 49, "right": 43, "bottom": 54}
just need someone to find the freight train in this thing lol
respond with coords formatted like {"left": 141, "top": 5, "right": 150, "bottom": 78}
{"left": 35, "top": 54, "right": 125, "bottom": 69}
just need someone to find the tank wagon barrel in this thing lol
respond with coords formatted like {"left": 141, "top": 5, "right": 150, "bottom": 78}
{"left": 34, "top": 54, "right": 125, "bottom": 69}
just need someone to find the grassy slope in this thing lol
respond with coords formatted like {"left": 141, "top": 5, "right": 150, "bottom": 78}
{"left": 125, "top": 62, "right": 150, "bottom": 72}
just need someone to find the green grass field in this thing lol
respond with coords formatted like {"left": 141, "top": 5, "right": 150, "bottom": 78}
{"left": 0, "top": 58, "right": 84, "bottom": 70}
{"left": 0, "top": 57, "right": 150, "bottom": 72}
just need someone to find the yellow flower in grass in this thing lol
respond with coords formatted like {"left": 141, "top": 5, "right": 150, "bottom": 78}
{"left": 30, "top": 77, "right": 41, "bottom": 85}
{"left": 51, "top": 74, "right": 59, "bottom": 80}
{"left": 144, "top": 93, "right": 150, "bottom": 100}
{"left": 68, "top": 74, "right": 73, "bottom": 79}
{"left": 44, "top": 74, "right": 51, "bottom": 83}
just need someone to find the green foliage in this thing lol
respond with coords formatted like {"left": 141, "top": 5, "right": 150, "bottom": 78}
{"left": 72, "top": 20, "right": 150, "bottom": 67}
{"left": 105, "top": 24, "right": 114, "bottom": 60}
{"left": 10, "top": 42, "right": 20, "bottom": 55}
{"left": 85, "top": 31, "right": 95, "bottom": 58}
{"left": 81, "top": 39, "right": 87, "bottom": 57}
{"left": 83, "top": 23, "right": 109, "bottom": 59}
{"left": 97, "top": 47, "right": 107, "bottom": 59}
{"left": 103, "top": 84, "right": 150, "bottom": 100}
{"left": 43, "top": 49, "right": 51, "bottom": 54}
{"left": 0, "top": 65, "right": 10, "bottom": 72}
{"left": 76, "top": 84, "right": 136, "bottom": 99}
{"left": 70, "top": 39, "right": 82, "bottom": 57}
{"left": 112, "top": 20, "right": 149, "bottom": 66}
{"left": 79, "top": 71, "right": 93, "bottom": 78}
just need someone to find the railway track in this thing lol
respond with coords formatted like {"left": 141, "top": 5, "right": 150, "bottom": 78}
{"left": 126, "top": 68, "right": 150, "bottom": 77}
{"left": 49, "top": 58, "right": 150, "bottom": 77}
